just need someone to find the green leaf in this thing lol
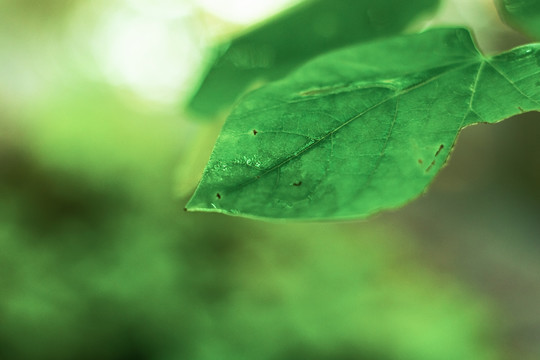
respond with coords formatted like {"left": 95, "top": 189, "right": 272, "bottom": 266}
{"left": 496, "top": 0, "right": 540, "bottom": 39}
{"left": 188, "top": 0, "right": 440, "bottom": 117}
{"left": 186, "top": 27, "right": 540, "bottom": 220}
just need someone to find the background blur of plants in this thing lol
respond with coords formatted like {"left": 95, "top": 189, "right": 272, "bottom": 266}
{"left": 1, "top": 0, "right": 539, "bottom": 359}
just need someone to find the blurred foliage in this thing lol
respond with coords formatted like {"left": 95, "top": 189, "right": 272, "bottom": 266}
{"left": 0, "top": 79, "right": 501, "bottom": 360}
{"left": 0, "top": 0, "right": 78, "bottom": 21}
{"left": 495, "top": 0, "right": 540, "bottom": 40}
{"left": 0, "top": 0, "right": 539, "bottom": 359}
{"left": 188, "top": 0, "right": 440, "bottom": 117}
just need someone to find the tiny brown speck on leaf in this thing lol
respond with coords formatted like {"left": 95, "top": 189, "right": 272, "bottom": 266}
{"left": 435, "top": 144, "right": 444, "bottom": 157}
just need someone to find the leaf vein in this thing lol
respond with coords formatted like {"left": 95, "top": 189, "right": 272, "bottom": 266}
{"left": 237, "top": 60, "right": 480, "bottom": 188}
{"left": 485, "top": 60, "right": 540, "bottom": 107}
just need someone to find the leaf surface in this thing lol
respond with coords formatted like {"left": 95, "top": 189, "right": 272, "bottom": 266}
{"left": 496, "top": 0, "right": 540, "bottom": 39}
{"left": 188, "top": 0, "right": 440, "bottom": 116}
{"left": 186, "top": 28, "right": 540, "bottom": 220}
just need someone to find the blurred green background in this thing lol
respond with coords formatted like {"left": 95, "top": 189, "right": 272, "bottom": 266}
{"left": 1, "top": 0, "right": 539, "bottom": 359}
